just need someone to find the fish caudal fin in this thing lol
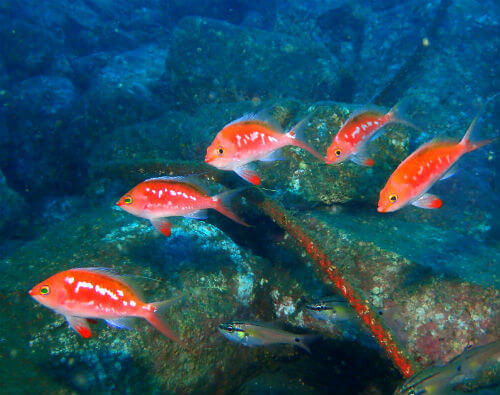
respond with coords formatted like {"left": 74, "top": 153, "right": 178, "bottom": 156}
{"left": 235, "top": 164, "right": 261, "bottom": 185}
{"left": 66, "top": 315, "right": 92, "bottom": 338}
{"left": 387, "top": 98, "right": 422, "bottom": 131}
{"left": 293, "top": 334, "right": 321, "bottom": 354}
{"left": 150, "top": 218, "right": 171, "bottom": 237}
{"left": 144, "top": 298, "right": 187, "bottom": 348}
{"left": 286, "top": 115, "right": 327, "bottom": 163}
{"left": 213, "top": 188, "right": 250, "bottom": 227}
{"left": 459, "top": 109, "right": 494, "bottom": 153}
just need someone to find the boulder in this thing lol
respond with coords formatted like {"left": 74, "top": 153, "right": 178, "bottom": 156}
{"left": 84, "top": 44, "right": 170, "bottom": 130}
{"left": 167, "top": 17, "right": 340, "bottom": 108}
{"left": 0, "top": 19, "right": 63, "bottom": 79}
{"left": 3, "top": 76, "right": 79, "bottom": 196}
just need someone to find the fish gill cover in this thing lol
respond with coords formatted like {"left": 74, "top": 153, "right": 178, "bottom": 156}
{"left": 0, "top": 0, "right": 499, "bottom": 394}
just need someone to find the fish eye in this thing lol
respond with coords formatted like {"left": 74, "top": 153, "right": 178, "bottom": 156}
{"left": 389, "top": 194, "right": 398, "bottom": 203}
{"left": 123, "top": 195, "right": 133, "bottom": 205}
{"left": 217, "top": 146, "right": 224, "bottom": 156}
{"left": 226, "top": 325, "right": 233, "bottom": 333}
{"left": 40, "top": 285, "right": 50, "bottom": 295}
{"left": 335, "top": 149, "right": 341, "bottom": 157}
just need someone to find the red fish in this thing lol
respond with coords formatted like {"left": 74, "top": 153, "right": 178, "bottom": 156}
{"left": 205, "top": 112, "right": 325, "bottom": 185}
{"left": 378, "top": 113, "right": 493, "bottom": 212}
{"left": 326, "top": 101, "right": 418, "bottom": 166}
{"left": 29, "top": 268, "right": 185, "bottom": 346}
{"left": 116, "top": 176, "right": 248, "bottom": 236}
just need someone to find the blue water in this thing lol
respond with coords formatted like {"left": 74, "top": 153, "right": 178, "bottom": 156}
{"left": 0, "top": 1, "right": 498, "bottom": 394}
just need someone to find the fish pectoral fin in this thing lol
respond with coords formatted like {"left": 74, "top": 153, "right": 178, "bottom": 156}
{"left": 184, "top": 209, "right": 208, "bottom": 220}
{"left": 351, "top": 147, "right": 375, "bottom": 167}
{"left": 150, "top": 218, "right": 171, "bottom": 237}
{"left": 105, "top": 317, "right": 136, "bottom": 330}
{"left": 66, "top": 315, "right": 92, "bottom": 338}
{"left": 235, "top": 165, "right": 261, "bottom": 185}
{"left": 412, "top": 193, "right": 443, "bottom": 209}
{"left": 259, "top": 149, "right": 285, "bottom": 162}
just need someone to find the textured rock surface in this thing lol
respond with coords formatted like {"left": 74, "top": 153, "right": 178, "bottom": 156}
{"left": 0, "top": 169, "right": 27, "bottom": 234}
{"left": 167, "top": 17, "right": 340, "bottom": 108}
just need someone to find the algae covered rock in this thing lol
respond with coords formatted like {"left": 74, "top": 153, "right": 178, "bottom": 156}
{"left": 167, "top": 16, "right": 340, "bottom": 107}
{"left": 253, "top": 100, "right": 410, "bottom": 206}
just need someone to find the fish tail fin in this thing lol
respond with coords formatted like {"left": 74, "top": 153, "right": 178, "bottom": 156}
{"left": 145, "top": 298, "right": 188, "bottom": 349}
{"left": 286, "top": 114, "right": 327, "bottom": 162}
{"left": 213, "top": 188, "right": 250, "bottom": 227}
{"left": 293, "top": 334, "right": 321, "bottom": 354}
{"left": 387, "top": 98, "right": 422, "bottom": 131}
{"left": 459, "top": 95, "right": 499, "bottom": 152}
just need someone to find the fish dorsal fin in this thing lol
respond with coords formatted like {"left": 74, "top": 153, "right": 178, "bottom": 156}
{"left": 343, "top": 105, "right": 386, "bottom": 126}
{"left": 224, "top": 110, "right": 284, "bottom": 133}
{"left": 144, "top": 175, "right": 208, "bottom": 195}
{"left": 77, "top": 267, "right": 145, "bottom": 300}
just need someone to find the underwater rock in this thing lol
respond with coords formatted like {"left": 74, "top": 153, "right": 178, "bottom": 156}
{"left": 9, "top": 76, "right": 77, "bottom": 118}
{"left": 0, "top": 59, "right": 8, "bottom": 90}
{"left": 0, "top": 204, "right": 316, "bottom": 392}
{"left": 167, "top": 16, "right": 340, "bottom": 108}
{"left": 2, "top": 76, "right": 79, "bottom": 196}
{"left": 0, "top": 19, "right": 63, "bottom": 80}
{"left": 84, "top": 44, "right": 169, "bottom": 130}
{"left": 257, "top": 101, "right": 410, "bottom": 206}
{"left": 167, "top": 0, "right": 275, "bottom": 27}
{"left": 0, "top": 169, "right": 27, "bottom": 234}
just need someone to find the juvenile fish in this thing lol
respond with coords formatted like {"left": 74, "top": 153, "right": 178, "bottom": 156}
{"left": 305, "top": 297, "right": 356, "bottom": 323}
{"left": 218, "top": 321, "right": 319, "bottom": 353}
{"left": 29, "top": 268, "right": 186, "bottom": 347}
{"left": 326, "top": 101, "right": 418, "bottom": 166}
{"left": 205, "top": 112, "right": 325, "bottom": 185}
{"left": 378, "top": 109, "right": 493, "bottom": 212}
{"left": 117, "top": 176, "right": 248, "bottom": 236}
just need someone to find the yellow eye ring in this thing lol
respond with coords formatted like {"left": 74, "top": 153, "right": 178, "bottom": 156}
{"left": 335, "top": 149, "right": 341, "bottom": 157}
{"left": 389, "top": 194, "right": 398, "bottom": 203}
{"left": 217, "top": 147, "right": 224, "bottom": 156}
{"left": 123, "top": 195, "right": 133, "bottom": 205}
{"left": 40, "top": 285, "right": 50, "bottom": 295}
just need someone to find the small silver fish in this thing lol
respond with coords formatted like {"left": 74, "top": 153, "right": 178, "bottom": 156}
{"left": 218, "top": 321, "right": 319, "bottom": 354}
{"left": 396, "top": 341, "right": 500, "bottom": 395}
{"left": 305, "top": 297, "right": 356, "bottom": 323}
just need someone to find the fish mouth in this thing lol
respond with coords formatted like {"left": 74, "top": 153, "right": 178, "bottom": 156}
{"left": 116, "top": 201, "right": 123, "bottom": 207}
{"left": 377, "top": 206, "right": 386, "bottom": 213}
{"left": 28, "top": 289, "right": 34, "bottom": 296}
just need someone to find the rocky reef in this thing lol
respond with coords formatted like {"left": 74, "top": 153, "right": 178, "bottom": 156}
{"left": 0, "top": 0, "right": 498, "bottom": 393}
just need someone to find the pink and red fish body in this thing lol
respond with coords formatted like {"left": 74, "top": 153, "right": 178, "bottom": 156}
{"left": 29, "top": 268, "right": 184, "bottom": 346}
{"left": 205, "top": 113, "right": 325, "bottom": 185}
{"left": 326, "top": 102, "right": 418, "bottom": 166}
{"left": 378, "top": 115, "right": 493, "bottom": 213}
{"left": 117, "top": 177, "right": 247, "bottom": 236}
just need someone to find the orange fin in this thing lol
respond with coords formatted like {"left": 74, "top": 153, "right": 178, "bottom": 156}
{"left": 235, "top": 165, "right": 261, "bottom": 185}
{"left": 286, "top": 115, "right": 327, "bottom": 162}
{"left": 144, "top": 298, "right": 189, "bottom": 349}
{"left": 66, "top": 315, "right": 92, "bottom": 338}
{"left": 151, "top": 218, "right": 171, "bottom": 237}
{"left": 213, "top": 188, "right": 250, "bottom": 226}
{"left": 412, "top": 193, "right": 443, "bottom": 209}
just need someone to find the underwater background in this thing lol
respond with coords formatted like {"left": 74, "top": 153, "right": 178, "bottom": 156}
{"left": 0, "top": 0, "right": 498, "bottom": 394}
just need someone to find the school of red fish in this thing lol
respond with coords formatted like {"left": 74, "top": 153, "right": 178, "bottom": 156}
{"left": 29, "top": 98, "right": 496, "bottom": 353}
